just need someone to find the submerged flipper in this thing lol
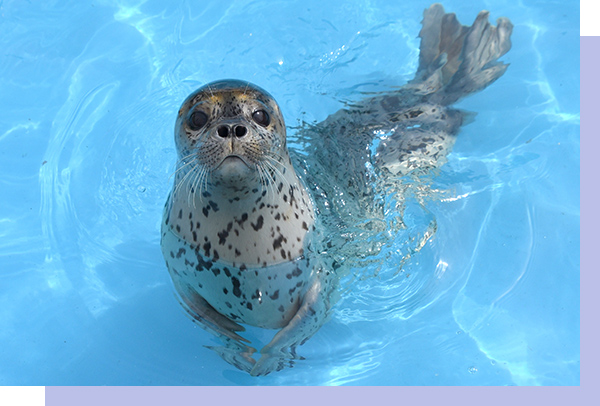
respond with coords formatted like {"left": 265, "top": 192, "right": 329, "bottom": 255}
{"left": 250, "top": 270, "right": 333, "bottom": 376}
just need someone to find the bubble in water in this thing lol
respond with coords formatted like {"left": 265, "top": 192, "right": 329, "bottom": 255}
{"left": 468, "top": 366, "right": 478, "bottom": 374}
{"left": 137, "top": 185, "right": 147, "bottom": 193}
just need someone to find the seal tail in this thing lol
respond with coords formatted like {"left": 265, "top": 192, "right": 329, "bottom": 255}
{"left": 409, "top": 3, "right": 513, "bottom": 106}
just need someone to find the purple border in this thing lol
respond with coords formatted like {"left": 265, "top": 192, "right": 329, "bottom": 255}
{"left": 44, "top": 34, "right": 589, "bottom": 406}
{"left": 580, "top": 36, "right": 596, "bottom": 393}
{"left": 44, "top": 386, "right": 584, "bottom": 405}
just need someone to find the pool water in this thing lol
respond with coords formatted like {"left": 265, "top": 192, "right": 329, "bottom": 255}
{"left": 0, "top": 0, "right": 579, "bottom": 385}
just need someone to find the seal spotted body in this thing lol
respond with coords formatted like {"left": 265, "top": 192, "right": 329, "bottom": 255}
{"left": 161, "top": 4, "right": 513, "bottom": 376}
{"left": 161, "top": 80, "right": 330, "bottom": 374}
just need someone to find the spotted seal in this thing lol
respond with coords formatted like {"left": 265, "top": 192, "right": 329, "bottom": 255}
{"left": 161, "top": 80, "right": 331, "bottom": 375}
{"left": 161, "top": 3, "right": 513, "bottom": 376}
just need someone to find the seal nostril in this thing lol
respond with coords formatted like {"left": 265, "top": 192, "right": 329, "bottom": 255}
{"left": 235, "top": 126, "right": 247, "bottom": 138}
{"left": 217, "top": 125, "right": 230, "bottom": 138}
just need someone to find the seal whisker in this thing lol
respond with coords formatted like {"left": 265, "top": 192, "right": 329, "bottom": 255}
{"left": 188, "top": 164, "right": 203, "bottom": 208}
{"left": 261, "top": 158, "right": 294, "bottom": 205}
{"left": 173, "top": 163, "right": 199, "bottom": 202}
{"left": 257, "top": 161, "right": 277, "bottom": 203}
{"left": 193, "top": 165, "right": 210, "bottom": 208}
{"left": 263, "top": 154, "right": 294, "bottom": 192}
{"left": 170, "top": 152, "right": 198, "bottom": 179}
{"left": 170, "top": 158, "right": 196, "bottom": 180}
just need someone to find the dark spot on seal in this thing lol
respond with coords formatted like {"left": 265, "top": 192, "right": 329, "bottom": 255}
{"left": 246, "top": 302, "right": 253, "bottom": 310}
{"left": 218, "top": 229, "right": 229, "bottom": 245}
{"left": 203, "top": 242, "right": 211, "bottom": 257}
{"left": 273, "top": 235, "right": 284, "bottom": 250}
{"left": 231, "top": 277, "right": 242, "bottom": 297}
{"left": 195, "top": 257, "right": 212, "bottom": 272}
{"left": 236, "top": 213, "right": 249, "bottom": 227}
{"left": 251, "top": 289, "right": 262, "bottom": 304}
{"left": 302, "top": 221, "right": 308, "bottom": 230}
{"left": 175, "top": 248, "right": 186, "bottom": 258}
{"left": 251, "top": 215, "right": 264, "bottom": 231}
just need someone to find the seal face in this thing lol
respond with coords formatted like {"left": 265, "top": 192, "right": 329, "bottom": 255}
{"left": 162, "top": 80, "right": 318, "bottom": 330}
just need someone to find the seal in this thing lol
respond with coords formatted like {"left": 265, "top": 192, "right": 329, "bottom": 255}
{"left": 161, "top": 3, "right": 513, "bottom": 376}
{"left": 161, "top": 80, "right": 331, "bottom": 375}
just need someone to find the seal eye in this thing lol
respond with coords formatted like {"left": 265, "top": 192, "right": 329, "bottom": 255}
{"left": 189, "top": 111, "right": 208, "bottom": 130}
{"left": 252, "top": 110, "right": 270, "bottom": 127}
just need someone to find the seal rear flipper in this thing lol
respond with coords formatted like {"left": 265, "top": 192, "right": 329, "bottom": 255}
{"left": 249, "top": 272, "right": 332, "bottom": 376}
{"left": 409, "top": 3, "right": 513, "bottom": 105}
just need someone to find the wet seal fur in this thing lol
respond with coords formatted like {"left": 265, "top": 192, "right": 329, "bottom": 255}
{"left": 161, "top": 80, "right": 330, "bottom": 375}
{"left": 161, "top": 3, "right": 513, "bottom": 376}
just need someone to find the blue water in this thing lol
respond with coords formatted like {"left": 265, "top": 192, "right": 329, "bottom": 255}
{"left": 0, "top": 0, "right": 579, "bottom": 385}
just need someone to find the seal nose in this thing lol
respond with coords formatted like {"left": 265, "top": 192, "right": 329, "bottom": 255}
{"left": 217, "top": 124, "right": 247, "bottom": 138}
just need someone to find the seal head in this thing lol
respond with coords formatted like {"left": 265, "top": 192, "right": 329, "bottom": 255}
{"left": 174, "top": 80, "right": 288, "bottom": 197}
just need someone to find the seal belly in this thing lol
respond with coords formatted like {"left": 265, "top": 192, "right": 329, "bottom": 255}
{"left": 161, "top": 220, "right": 314, "bottom": 329}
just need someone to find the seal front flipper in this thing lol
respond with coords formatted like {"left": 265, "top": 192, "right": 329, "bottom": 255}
{"left": 206, "top": 342, "right": 257, "bottom": 374}
{"left": 178, "top": 285, "right": 250, "bottom": 343}
{"left": 250, "top": 272, "right": 332, "bottom": 376}
{"left": 178, "top": 285, "right": 260, "bottom": 372}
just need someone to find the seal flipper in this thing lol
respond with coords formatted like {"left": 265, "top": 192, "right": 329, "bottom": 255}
{"left": 178, "top": 286, "right": 250, "bottom": 343}
{"left": 371, "top": 5, "right": 512, "bottom": 176}
{"left": 409, "top": 3, "right": 513, "bottom": 105}
{"left": 250, "top": 272, "right": 332, "bottom": 376}
{"left": 305, "top": 5, "right": 512, "bottom": 190}
{"left": 205, "top": 343, "right": 257, "bottom": 374}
